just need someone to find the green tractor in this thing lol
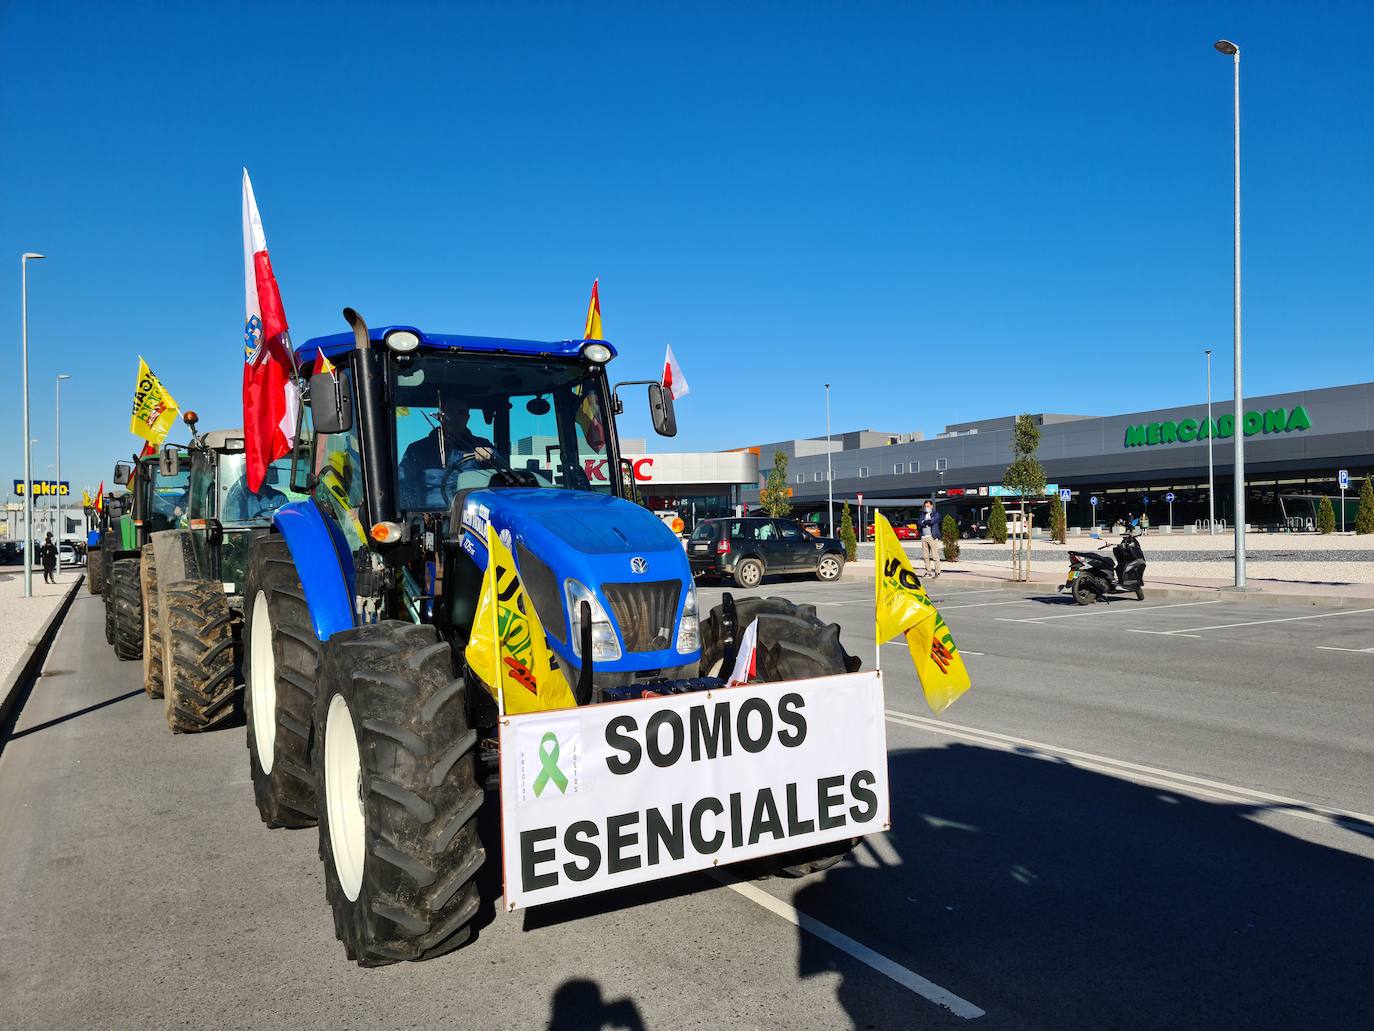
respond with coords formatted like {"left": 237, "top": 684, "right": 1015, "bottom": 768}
{"left": 147, "top": 416, "right": 300, "bottom": 733}
{"left": 244, "top": 311, "right": 857, "bottom": 964}
{"left": 84, "top": 493, "right": 127, "bottom": 596}
{"left": 106, "top": 449, "right": 190, "bottom": 688}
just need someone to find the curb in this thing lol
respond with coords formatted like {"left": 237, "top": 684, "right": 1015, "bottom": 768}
{"left": 0, "top": 576, "right": 84, "bottom": 751}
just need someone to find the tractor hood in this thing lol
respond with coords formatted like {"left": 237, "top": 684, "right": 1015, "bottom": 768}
{"left": 457, "top": 488, "right": 698, "bottom": 676}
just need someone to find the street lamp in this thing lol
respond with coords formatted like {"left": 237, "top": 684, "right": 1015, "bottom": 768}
{"left": 20, "top": 252, "right": 46, "bottom": 598}
{"left": 825, "top": 384, "right": 834, "bottom": 537}
{"left": 1215, "top": 38, "right": 1245, "bottom": 586}
{"left": 56, "top": 373, "right": 71, "bottom": 572}
{"left": 1205, "top": 349, "right": 1215, "bottom": 533}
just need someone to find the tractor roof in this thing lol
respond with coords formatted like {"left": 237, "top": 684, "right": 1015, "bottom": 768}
{"left": 199, "top": 429, "right": 245, "bottom": 452}
{"left": 295, "top": 326, "right": 617, "bottom": 365}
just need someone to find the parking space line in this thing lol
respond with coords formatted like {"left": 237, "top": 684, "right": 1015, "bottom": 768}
{"left": 939, "top": 599, "right": 1036, "bottom": 611}
{"left": 1127, "top": 629, "right": 1201, "bottom": 639}
{"left": 1153, "top": 607, "right": 1374, "bottom": 636}
{"left": 1315, "top": 645, "right": 1374, "bottom": 654}
{"left": 996, "top": 599, "right": 1223, "bottom": 624}
{"left": 883, "top": 709, "right": 1374, "bottom": 832}
{"left": 715, "top": 875, "right": 986, "bottom": 1020}
{"left": 928, "top": 589, "right": 1008, "bottom": 600}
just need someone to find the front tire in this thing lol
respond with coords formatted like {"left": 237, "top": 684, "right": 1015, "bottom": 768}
{"left": 243, "top": 534, "right": 320, "bottom": 828}
{"left": 816, "top": 553, "right": 843, "bottom": 582}
{"left": 87, "top": 550, "right": 104, "bottom": 594}
{"left": 315, "top": 621, "right": 486, "bottom": 966}
{"left": 111, "top": 558, "right": 144, "bottom": 662}
{"left": 141, "top": 545, "right": 164, "bottom": 698}
{"left": 733, "top": 557, "right": 764, "bottom": 589}
{"left": 162, "top": 579, "right": 237, "bottom": 734}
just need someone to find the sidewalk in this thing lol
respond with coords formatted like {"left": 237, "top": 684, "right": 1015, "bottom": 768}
{"left": 0, "top": 568, "right": 84, "bottom": 683}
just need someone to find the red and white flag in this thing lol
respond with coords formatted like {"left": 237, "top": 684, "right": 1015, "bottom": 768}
{"left": 242, "top": 169, "right": 299, "bottom": 493}
{"left": 726, "top": 619, "right": 760, "bottom": 686}
{"left": 662, "top": 343, "right": 690, "bottom": 400}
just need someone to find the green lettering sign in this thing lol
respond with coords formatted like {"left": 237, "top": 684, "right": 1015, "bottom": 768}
{"left": 1123, "top": 405, "right": 1312, "bottom": 448}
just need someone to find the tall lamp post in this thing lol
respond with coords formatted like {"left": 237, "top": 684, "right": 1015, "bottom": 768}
{"left": 825, "top": 383, "right": 834, "bottom": 538}
{"left": 1215, "top": 38, "right": 1245, "bottom": 586}
{"left": 20, "top": 252, "right": 46, "bottom": 598}
{"left": 56, "top": 373, "right": 71, "bottom": 571}
{"left": 1205, "top": 349, "right": 1215, "bottom": 533}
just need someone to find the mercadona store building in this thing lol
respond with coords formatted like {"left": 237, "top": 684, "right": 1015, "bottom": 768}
{"left": 755, "top": 381, "right": 1374, "bottom": 533}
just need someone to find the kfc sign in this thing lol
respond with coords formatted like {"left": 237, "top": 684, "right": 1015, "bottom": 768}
{"left": 585, "top": 458, "right": 655, "bottom": 483}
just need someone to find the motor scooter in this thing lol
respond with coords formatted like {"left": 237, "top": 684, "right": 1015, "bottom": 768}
{"left": 1061, "top": 528, "right": 1146, "bottom": 605}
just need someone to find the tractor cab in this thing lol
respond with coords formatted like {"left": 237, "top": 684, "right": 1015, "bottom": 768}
{"left": 284, "top": 310, "right": 691, "bottom": 690}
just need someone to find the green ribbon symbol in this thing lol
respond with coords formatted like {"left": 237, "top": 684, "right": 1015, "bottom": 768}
{"left": 532, "top": 732, "right": 569, "bottom": 797}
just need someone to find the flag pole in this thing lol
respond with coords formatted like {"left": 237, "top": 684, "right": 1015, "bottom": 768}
{"left": 489, "top": 526, "right": 506, "bottom": 717}
{"left": 874, "top": 516, "right": 883, "bottom": 675}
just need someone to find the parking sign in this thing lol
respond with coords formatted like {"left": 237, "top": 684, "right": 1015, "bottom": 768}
{"left": 1339, "top": 469, "right": 1349, "bottom": 490}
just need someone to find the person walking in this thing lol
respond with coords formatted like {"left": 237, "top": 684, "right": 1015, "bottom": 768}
{"left": 39, "top": 532, "right": 58, "bottom": 585}
{"left": 918, "top": 499, "right": 942, "bottom": 579}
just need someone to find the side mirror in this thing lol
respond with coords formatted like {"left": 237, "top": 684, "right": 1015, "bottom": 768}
{"left": 113, "top": 461, "right": 134, "bottom": 486}
{"left": 159, "top": 444, "right": 181, "bottom": 478}
{"left": 310, "top": 370, "right": 353, "bottom": 434}
{"left": 649, "top": 383, "right": 677, "bottom": 437}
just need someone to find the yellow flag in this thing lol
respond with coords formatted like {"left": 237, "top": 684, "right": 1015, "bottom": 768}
{"left": 875, "top": 511, "right": 971, "bottom": 715}
{"left": 464, "top": 525, "right": 577, "bottom": 715}
{"left": 129, "top": 356, "right": 180, "bottom": 445}
{"left": 82, "top": 489, "right": 92, "bottom": 508}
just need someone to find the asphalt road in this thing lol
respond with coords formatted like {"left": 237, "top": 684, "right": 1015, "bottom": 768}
{"left": 1, "top": 580, "right": 1371, "bottom": 1030}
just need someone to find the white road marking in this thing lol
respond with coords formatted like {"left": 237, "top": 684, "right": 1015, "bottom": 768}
{"left": 1126, "top": 629, "right": 1201, "bottom": 639}
{"left": 928, "top": 589, "right": 1008, "bottom": 600}
{"left": 883, "top": 710, "right": 1374, "bottom": 831}
{"left": 1315, "top": 645, "right": 1374, "bottom": 654}
{"left": 997, "top": 599, "right": 1223, "bottom": 624}
{"left": 716, "top": 875, "right": 986, "bottom": 1020}
{"left": 1150, "top": 606, "right": 1374, "bottom": 636}
{"left": 939, "top": 599, "right": 1037, "bottom": 611}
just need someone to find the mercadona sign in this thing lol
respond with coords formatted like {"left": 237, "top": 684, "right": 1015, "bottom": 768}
{"left": 499, "top": 671, "right": 890, "bottom": 910}
{"left": 1123, "top": 405, "right": 1311, "bottom": 448}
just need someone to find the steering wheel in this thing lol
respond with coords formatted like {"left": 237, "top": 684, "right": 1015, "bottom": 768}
{"left": 439, "top": 450, "right": 497, "bottom": 506}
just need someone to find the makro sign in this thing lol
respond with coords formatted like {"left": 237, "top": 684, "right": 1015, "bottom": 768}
{"left": 499, "top": 671, "right": 890, "bottom": 910}
{"left": 1124, "top": 405, "right": 1311, "bottom": 448}
{"left": 13, "top": 479, "right": 70, "bottom": 497}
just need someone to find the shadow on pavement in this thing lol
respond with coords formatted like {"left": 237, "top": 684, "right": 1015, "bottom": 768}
{"left": 793, "top": 744, "right": 1374, "bottom": 1030}
{"left": 547, "top": 978, "right": 646, "bottom": 1030}
{"left": 5, "top": 687, "right": 144, "bottom": 742}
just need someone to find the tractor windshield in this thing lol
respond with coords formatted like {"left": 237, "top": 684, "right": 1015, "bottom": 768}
{"left": 149, "top": 469, "right": 191, "bottom": 532}
{"left": 393, "top": 352, "right": 616, "bottom": 512}
{"left": 213, "top": 453, "right": 297, "bottom": 527}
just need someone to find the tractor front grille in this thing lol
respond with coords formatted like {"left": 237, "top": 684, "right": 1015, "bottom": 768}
{"left": 602, "top": 581, "right": 682, "bottom": 653}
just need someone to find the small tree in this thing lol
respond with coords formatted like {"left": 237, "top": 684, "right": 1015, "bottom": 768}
{"left": 839, "top": 503, "right": 857, "bottom": 560}
{"left": 988, "top": 497, "right": 1008, "bottom": 544}
{"left": 1356, "top": 476, "right": 1374, "bottom": 535}
{"left": 760, "top": 450, "right": 793, "bottom": 519}
{"left": 941, "top": 514, "right": 960, "bottom": 562}
{"left": 1049, "top": 494, "right": 1066, "bottom": 544}
{"left": 1003, "top": 414, "right": 1047, "bottom": 530}
{"left": 1316, "top": 496, "right": 1336, "bottom": 534}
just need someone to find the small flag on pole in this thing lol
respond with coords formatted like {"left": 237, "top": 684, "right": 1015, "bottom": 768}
{"left": 583, "top": 279, "right": 603, "bottom": 340}
{"left": 662, "top": 344, "right": 690, "bottom": 400}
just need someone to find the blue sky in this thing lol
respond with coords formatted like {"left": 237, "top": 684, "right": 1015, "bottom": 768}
{"left": 2, "top": 1, "right": 1371, "bottom": 499}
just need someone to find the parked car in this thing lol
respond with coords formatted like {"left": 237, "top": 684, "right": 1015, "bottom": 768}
{"left": 866, "top": 522, "right": 919, "bottom": 540}
{"left": 58, "top": 543, "right": 81, "bottom": 566}
{"left": 0, "top": 541, "right": 21, "bottom": 565}
{"left": 688, "top": 516, "right": 846, "bottom": 587}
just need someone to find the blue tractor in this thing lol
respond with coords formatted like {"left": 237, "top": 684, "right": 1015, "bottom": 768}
{"left": 243, "top": 310, "right": 855, "bottom": 964}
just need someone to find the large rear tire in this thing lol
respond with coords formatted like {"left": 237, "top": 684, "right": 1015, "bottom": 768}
{"left": 1071, "top": 576, "right": 1097, "bottom": 606}
{"left": 111, "top": 558, "right": 143, "bottom": 662}
{"left": 141, "top": 545, "right": 164, "bottom": 698}
{"left": 87, "top": 550, "right": 104, "bottom": 594}
{"left": 162, "top": 579, "right": 237, "bottom": 734}
{"left": 314, "top": 621, "right": 486, "bottom": 966}
{"left": 698, "top": 596, "right": 858, "bottom": 877}
{"left": 243, "top": 534, "right": 320, "bottom": 828}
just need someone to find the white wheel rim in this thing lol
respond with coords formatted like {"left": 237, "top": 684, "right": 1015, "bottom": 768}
{"left": 249, "top": 591, "right": 277, "bottom": 773}
{"left": 743, "top": 563, "right": 760, "bottom": 585}
{"left": 324, "top": 693, "right": 366, "bottom": 902}
{"left": 821, "top": 557, "right": 838, "bottom": 579}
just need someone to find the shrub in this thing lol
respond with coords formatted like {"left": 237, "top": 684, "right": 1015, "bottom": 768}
{"left": 1049, "top": 494, "right": 1067, "bottom": 544}
{"left": 941, "top": 515, "right": 960, "bottom": 562}
{"left": 760, "top": 450, "right": 793, "bottom": 519}
{"left": 839, "top": 503, "right": 857, "bottom": 560}
{"left": 1356, "top": 476, "right": 1374, "bottom": 535}
{"left": 989, "top": 498, "right": 1008, "bottom": 544}
{"left": 1317, "top": 496, "right": 1336, "bottom": 534}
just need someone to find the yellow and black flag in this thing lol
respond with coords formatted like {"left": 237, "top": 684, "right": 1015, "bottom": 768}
{"left": 875, "top": 511, "right": 971, "bottom": 714}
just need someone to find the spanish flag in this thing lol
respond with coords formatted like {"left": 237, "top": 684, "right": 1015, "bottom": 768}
{"left": 582, "top": 279, "right": 603, "bottom": 340}
{"left": 94, "top": 482, "right": 104, "bottom": 513}
{"left": 875, "top": 511, "right": 971, "bottom": 714}
{"left": 465, "top": 524, "right": 577, "bottom": 715}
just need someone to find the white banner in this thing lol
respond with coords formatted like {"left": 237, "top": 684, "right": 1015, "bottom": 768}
{"left": 499, "top": 670, "right": 889, "bottom": 910}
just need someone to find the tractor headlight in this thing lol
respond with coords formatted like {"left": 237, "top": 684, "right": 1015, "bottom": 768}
{"left": 676, "top": 582, "right": 700, "bottom": 654}
{"left": 386, "top": 330, "right": 421, "bottom": 353}
{"left": 564, "top": 579, "right": 622, "bottom": 662}
{"left": 581, "top": 342, "right": 612, "bottom": 364}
